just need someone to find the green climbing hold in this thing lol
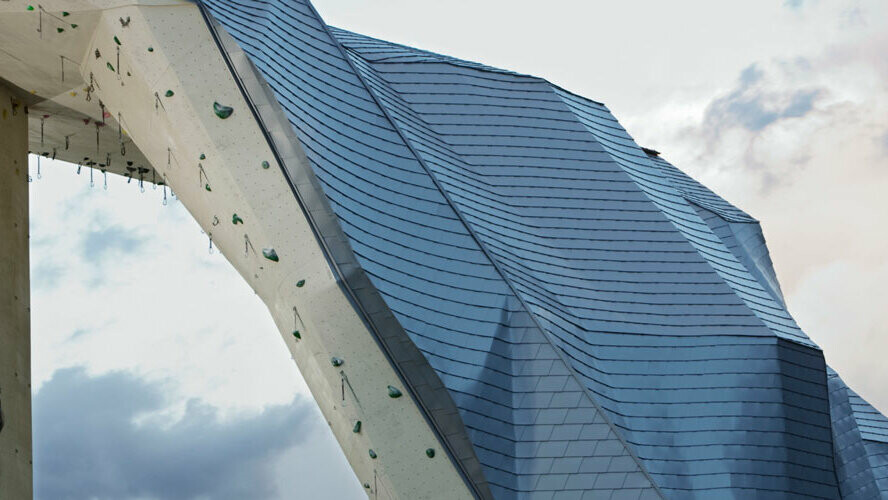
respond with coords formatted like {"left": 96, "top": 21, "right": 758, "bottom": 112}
{"left": 261, "top": 160, "right": 270, "bottom": 169}
{"left": 70, "top": 24, "right": 78, "bottom": 29}
{"left": 368, "top": 449, "right": 377, "bottom": 459}
{"left": 331, "top": 357, "right": 344, "bottom": 367}
{"left": 62, "top": 11, "right": 69, "bottom": 16}
{"left": 57, "top": 27, "right": 64, "bottom": 33}
{"left": 296, "top": 279, "right": 306, "bottom": 288}
{"left": 114, "top": 35, "right": 121, "bottom": 45}
{"left": 262, "top": 248, "right": 279, "bottom": 262}
{"left": 106, "top": 62, "right": 115, "bottom": 72}
{"left": 27, "top": 5, "right": 34, "bottom": 11}
{"left": 213, "top": 102, "right": 233, "bottom": 119}
{"left": 353, "top": 421, "right": 361, "bottom": 434}
{"left": 204, "top": 183, "right": 211, "bottom": 192}
{"left": 232, "top": 214, "right": 244, "bottom": 225}
{"left": 147, "top": 46, "right": 154, "bottom": 52}
{"left": 363, "top": 483, "right": 370, "bottom": 489}
{"left": 165, "top": 90, "right": 174, "bottom": 97}
{"left": 425, "top": 448, "right": 435, "bottom": 458}
{"left": 199, "top": 153, "right": 206, "bottom": 160}
{"left": 292, "top": 330, "right": 301, "bottom": 340}
{"left": 387, "top": 385, "right": 402, "bottom": 398}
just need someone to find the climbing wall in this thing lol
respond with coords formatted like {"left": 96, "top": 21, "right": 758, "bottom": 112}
{"left": 66, "top": 2, "right": 477, "bottom": 498}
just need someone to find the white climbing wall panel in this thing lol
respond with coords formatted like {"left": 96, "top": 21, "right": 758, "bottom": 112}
{"left": 0, "top": 1, "right": 475, "bottom": 498}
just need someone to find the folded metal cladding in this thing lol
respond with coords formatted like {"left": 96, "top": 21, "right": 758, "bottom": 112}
{"left": 200, "top": 1, "right": 888, "bottom": 498}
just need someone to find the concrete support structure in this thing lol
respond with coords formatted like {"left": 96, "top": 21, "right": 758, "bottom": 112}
{"left": 0, "top": 83, "right": 32, "bottom": 500}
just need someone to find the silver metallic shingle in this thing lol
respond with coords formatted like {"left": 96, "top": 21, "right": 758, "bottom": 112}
{"left": 198, "top": 2, "right": 888, "bottom": 498}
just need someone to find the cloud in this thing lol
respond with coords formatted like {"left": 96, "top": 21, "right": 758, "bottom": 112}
{"left": 33, "top": 367, "right": 321, "bottom": 500}
{"left": 81, "top": 225, "right": 148, "bottom": 262}
{"left": 68, "top": 328, "right": 89, "bottom": 340}
{"left": 31, "top": 262, "right": 65, "bottom": 291}
{"left": 703, "top": 63, "right": 821, "bottom": 134}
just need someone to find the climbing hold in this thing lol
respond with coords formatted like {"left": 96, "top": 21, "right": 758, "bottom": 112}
{"left": 387, "top": 386, "right": 402, "bottom": 398}
{"left": 232, "top": 214, "right": 244, "bottom": 225}
{"left": 261, "top": 160, "right": 270, "bottom": 169}
{"left": 57, "top": 27, "right": 64, "bottom": 33}
{"left": 296, "top": 280, "right": 305, "bottom": 288}
{"left": 199, "top": 153, "right": 206, "bottom": 160}
{"left": 106, "top": 62, "right": 115, "bottom": 72}
{"left": 147, "top": 46, "right": 154, "bottom": 52}
{"left": 353, "top": 421, "right": 361, "bottom": 434}
{"left": 165, "top": 90, "right": 174, "bottom": 97}
{"left": 368, "top": 450, "right": 377, "bottom": 459}
{"left": 62, "top": 11, "right": 69, "bottom": 16}
{"left": 204, "top": 184, "right": 212, "bottom": 192}
{"left": 331, "top": 357, "right": 344, "bottom": 367}
{"left": 70, "top": 24, "right": 78, "bottom": 29}
{"left": 26, "top": 5, "right": 34, "bottom": 11}
{"left": 292, "top": 330, "right": 301, "bottom": 340}
{"left": 363, "top": 483, "right": 370, "bottom": 489}
{"left": 69, "top": 91, "right": 77, "bottom": 97}
{"left": 113, "top": 35, "right": 121, "bottom": 46}
{"left": 426, "top": 448, "right": 435, "bottom": 458}
{"left": 262, "top": 248, "right": 279, "bottom": 262}
{"left": 213, "top": 102, "right": 233, "bottom": 119}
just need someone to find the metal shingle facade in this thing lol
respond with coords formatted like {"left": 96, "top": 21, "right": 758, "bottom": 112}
{"left": 199, "top": 1, "right": 887, "bottom": 498}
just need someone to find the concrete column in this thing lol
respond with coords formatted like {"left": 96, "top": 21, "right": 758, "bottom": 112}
{"left": 0, "top": 84, "right": 32, "bottom": 499}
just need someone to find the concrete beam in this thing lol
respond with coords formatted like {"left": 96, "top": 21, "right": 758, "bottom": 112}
{"left": 0, "top": 84, "right": 33, "bottom": 499}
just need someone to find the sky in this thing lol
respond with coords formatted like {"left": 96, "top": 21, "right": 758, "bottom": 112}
{"left": 27, "top": 1, "right": 888, "bottom": 498}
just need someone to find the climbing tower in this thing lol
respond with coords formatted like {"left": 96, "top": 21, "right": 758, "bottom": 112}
{"left": 1, "top": 1, "right": 886, "bottom": 499}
